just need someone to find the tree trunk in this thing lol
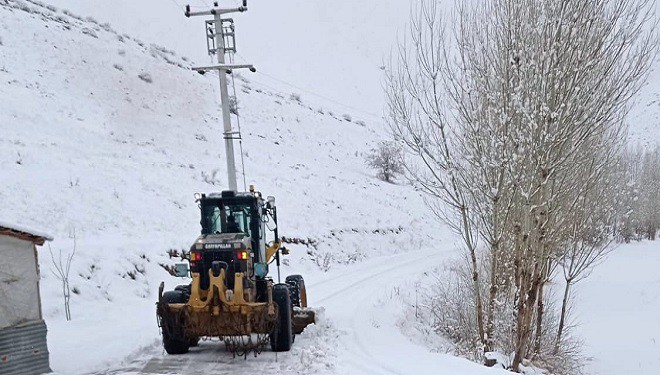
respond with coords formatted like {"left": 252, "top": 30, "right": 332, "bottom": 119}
{"left": 533, "top": 280, "right": 545, "bottom": 354}
{"left": 470, "top": 249, "right": 486, "bottom": 348}
{"left": 484, "top": 242, "right": 498, "bottom": 366}
{"left": 460, "top": 205, "right": 486, "bottom": 350}
{"left": 512, "top": 264, "right": 541, "bottom": 372}
{"left": 554, "top": 279, "right": 572, "bottom": 354}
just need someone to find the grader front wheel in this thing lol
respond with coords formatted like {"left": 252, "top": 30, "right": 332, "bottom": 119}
{"left": 270, "top": 283, "right": 293, "bottom": 352}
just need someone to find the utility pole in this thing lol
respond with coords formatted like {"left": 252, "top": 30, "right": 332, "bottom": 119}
{"left": 185, "top": 1, "right": 255, "bottom": 192}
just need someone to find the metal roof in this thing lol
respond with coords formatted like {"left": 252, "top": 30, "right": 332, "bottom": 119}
{"left": 0, "top": 222, "right": 53, "bottom": 245}
{"left": 0, "top": 320, "right": 51, "bottom": 375}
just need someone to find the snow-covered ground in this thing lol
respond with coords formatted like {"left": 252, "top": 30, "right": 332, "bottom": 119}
{"left": 2, "top": 0, "right": 659, "bottom": 374}
{"left": 576, "top": 241, "right": 660, "bottom": 375}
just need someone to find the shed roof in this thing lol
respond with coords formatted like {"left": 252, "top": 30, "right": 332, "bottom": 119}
{"left": 0, "top": 221, "right": 54, "bottom": 246}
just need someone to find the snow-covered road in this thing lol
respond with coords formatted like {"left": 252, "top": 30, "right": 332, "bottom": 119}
{"left": 312, "top": 249, "right": 507, "bottom": 375}
{"left": 90, "top": 249, "right": 507, "bottom": 375}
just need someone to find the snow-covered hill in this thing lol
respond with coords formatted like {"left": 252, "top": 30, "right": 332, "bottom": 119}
{"left": 45, "top": 0, "right": 414, "bottom": 118}
{"left": 42, "top": 0, "right": 660, "bottom": 147}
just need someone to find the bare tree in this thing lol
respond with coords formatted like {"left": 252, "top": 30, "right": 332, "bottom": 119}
{"left": 614, "top": 146, "right": 660, "bottom": 241}
{"left": 613, "top": 148, "right": 643, "bottom": 241}
{"left": 554, "top": 140, "right": 621, "bottom": 353}
{"left": 388, "top": 0, "right": 656, "bottom": 372}
{"left": 638, "top": 147, "right": 660, "bottom": 239}
{"left": 365, "top": 141, "right": 404, "bottom": 183}
{"left": 386, "top": 1, "right": 487, "bottom": 350}
{"left": 49, "top": 230, "right": 76, "bottom": 321}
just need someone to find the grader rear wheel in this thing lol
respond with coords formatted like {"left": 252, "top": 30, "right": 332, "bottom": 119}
{"left": 163, "top": 328, "right": 190, "bottom": 355}
{"left": 285, "top": 274, "right": 307, "bottom": 308}
{"left": 159, "top": 290, "right": 190, "bottom": 354}
{"left": 160, "top": 312, "right": 190, "bottom": 355}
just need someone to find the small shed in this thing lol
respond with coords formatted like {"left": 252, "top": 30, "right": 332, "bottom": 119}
{"left": 0, "top": 222, "right": 53, "bottom": 375}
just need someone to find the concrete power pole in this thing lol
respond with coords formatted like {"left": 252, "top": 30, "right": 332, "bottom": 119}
{"left": 185, "top": 1, "right": 255, "bottom": 192}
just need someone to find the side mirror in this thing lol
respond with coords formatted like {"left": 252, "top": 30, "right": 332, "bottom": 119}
{"left": 174, "top": 263, "right": 189, "bottom": 278}
{"left": 254, "top": 262, "right": 268, "bottom": 277}
{"left": 266, "top": 196, "right": 275, "bottom": 208}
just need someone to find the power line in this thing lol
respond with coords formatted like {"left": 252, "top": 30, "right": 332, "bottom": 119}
{"left": 165, "top": 2, "right": 381, "bottom": 122}
{"left": 258, "top": 70, "right": 382, "bottom": 119}
{"left": 166, "top": 0, "right": 184, "bottom": 10}
{"left": 233, "top": 53, "right": 383, "bottom": 121}
{"left": 164, "top": 0, "right": 211, "bottom": 13}
{"left": 205, "top": 69, "right": 382, "bottom": 126}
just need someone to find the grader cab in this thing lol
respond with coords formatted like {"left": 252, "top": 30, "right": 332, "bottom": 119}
{"left": 156, "top": 188, "right": 314, "bottom": 356}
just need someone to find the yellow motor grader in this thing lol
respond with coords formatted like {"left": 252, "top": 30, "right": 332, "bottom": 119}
{"left": 156, "top": 187, "right": 315, "bottom": 356}
{"left": 157, "top": 1, "right": 314, "bottom": 357}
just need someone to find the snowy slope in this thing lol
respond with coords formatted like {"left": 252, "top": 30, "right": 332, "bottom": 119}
{"left": 42, "top": 0, "right": 660, "bottom": 147}
{"left": 45, "top": 0, "right": 415, "bottom": 118}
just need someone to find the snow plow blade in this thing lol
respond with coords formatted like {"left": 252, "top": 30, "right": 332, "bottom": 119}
{"left": 293, "top": 307, "right": 316, "bottom": 334}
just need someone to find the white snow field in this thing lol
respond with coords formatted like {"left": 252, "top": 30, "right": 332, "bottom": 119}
{"left": 575, "top": 241, "right": 660, "bottom": 375}
{"left": 1, "top": 0, "right": 659, "bottom": 374}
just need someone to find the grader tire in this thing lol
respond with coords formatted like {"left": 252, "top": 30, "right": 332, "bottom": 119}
{"left": 160, "top": 290, "right": 190, "bottom": 355}
{"left": 285, "top": 275, "right": 307, "bottom": 308}
{"left": 163, "top": 331, "right": 190, "bottom": 355}
{"left": 162, "top": 290, "right": 188, "bottom": 303}
{"left": 174, "top": 284, "right": 192, "bottom": 298}
{"left": 270, "top": 283, "right": 293, "bottom": 352}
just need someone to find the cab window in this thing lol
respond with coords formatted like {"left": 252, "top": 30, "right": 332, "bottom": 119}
{"left": 202, "top": 202, "right": 252, "bottom": 237}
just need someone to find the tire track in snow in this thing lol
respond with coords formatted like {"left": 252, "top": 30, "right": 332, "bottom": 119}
{"left": 310, "top": 248, "right": 452, "bottom": 375}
